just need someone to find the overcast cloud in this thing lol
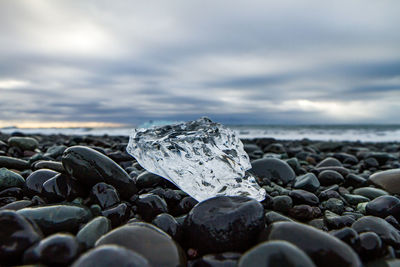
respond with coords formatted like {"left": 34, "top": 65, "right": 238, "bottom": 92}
{"left": 1, "top": 0, "right": 400, "bottom": 126}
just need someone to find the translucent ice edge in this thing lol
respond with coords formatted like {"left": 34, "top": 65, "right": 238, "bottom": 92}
{"left": 127, "top": 117, "right": 266, "bottom": 202}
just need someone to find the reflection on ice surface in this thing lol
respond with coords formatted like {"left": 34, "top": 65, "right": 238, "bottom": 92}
{"left": 126, "top": 117, "right": 266, "bottom": 202}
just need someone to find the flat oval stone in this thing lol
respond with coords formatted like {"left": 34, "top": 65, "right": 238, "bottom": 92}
{"left": 95, "top": 222, "right": 186, "bottom": 267}
{"left": 33, "top": 160, "right": 65, "bottom": 173}
{"left": 62, "top": 146, "right": 137, "bottom": 199}
{"left": 316, "top": 157, "right": 342, "bottom": 168}
{"left": 352, "top": 216, "right": 400, "bottom": 248}
{"left": 369, "top": 169, "right": 400, "bottom": 195}
{"left": 24, "top": 169, "right": 58, "bottom": 196}
{"left": 318, "top": 170, "right": 344, "bottom": 186}
{"left": 265, "top": 221, "right": 362, "bottom": 267}
{"left": 72, "top": 245, "right": 151, "bottom": 267}
{"left": 0, "top": 199, "right": 32, "bottom": 211}
{"left": 250, "top": 158, "right": 295, "bottom": 184}
{"left": 8, "top": 137, "right": 39, "bottom": 151}
{"left": 0, "top": 156, "right": 30, "bottom": 170}
{"left": 0, "top": 168, "right": 25, "bottom": 191}
{"left": 289, "top": 189, "right": 319, "bottom": 206}
{"left": 76, "top": 216, "right": 111, "bottom": 248}
{"left": 238, "top": 240, "right": 316, "bottom": 267}
{"left": 353, "top": 187, "right": 388, "bottom": 200}
{"left": 17, "top": 204, "right": 92, "bottom": 235}
{"left": 0, "top": 210, "right": 43, "bottom": 264}
{"left": 366, "top": 195, "right": 400, "bottom": 219}
{"left": 184, "top": 196, "right": 265, "bottom": 253}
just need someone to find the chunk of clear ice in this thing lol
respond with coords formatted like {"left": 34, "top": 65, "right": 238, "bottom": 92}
{"left": 126, "top": 117, "right": 266, "bottom": 202}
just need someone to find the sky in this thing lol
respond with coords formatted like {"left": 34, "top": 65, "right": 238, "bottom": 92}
{"left": 0, "top": 0, "right": 400, "bottom": 127}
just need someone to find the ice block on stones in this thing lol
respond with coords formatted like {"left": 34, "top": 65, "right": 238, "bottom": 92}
{"left": 126, "top": 117, "right": 266, "bottom": 202}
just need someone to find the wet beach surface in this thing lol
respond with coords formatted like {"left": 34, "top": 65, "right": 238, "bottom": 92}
{"left": 1, "top": 131, "right": 400, "bottom": 266}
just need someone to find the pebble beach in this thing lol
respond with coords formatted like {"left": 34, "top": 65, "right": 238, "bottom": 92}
{"left": 1, "top": 130, "right": 400, "bottom": 266}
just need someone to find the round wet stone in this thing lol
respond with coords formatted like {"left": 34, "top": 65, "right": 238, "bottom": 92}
{"left": 324, "top": 210, "right": 355, "bottom": 229}
{"left": 293, "top": 173, "right": 320, "bottom": 192}
{"left": 8, "top": 136, "right": 39, "bottom": 151}
{"left": 43, "top": 173, "right": 84, "bottom": 202}
{"left": 101, "top": 203, "right": 130, "bottom": 227}
{"left": 135, "top": 171, "right": 166, "bottom": 189}
{"left": 318, "top": 170, "right": 344, "bottom": 186}
{"left": 135, "top": 193, "right": 168, "bottom": 221}
{"left": 0, "top": 210, "right": 43, "bottom": 264}
{"left": 174, "top": 196, "right": 198, "bottom": 216}
{"left": 272, "top": 195, "right": 293, "bottom": 214}
{"left": 321, "top": 198, "right": 345, "bottom": 215}
{"left": 184, "top": 196, "right": 265, "bottom": 253}
{"left": 316, "top": 157, "right": 343, "bottom": 168}
{"left": 62, "top": 146, "right": 137, "bottom": 199}
{"left": 366, "top": 195, "right": 400, "bottom": 219}
{"left": 0, "top": 168, "right": 25, "bottom": 191}
{"left": 265, "top": 221, "right": 362, "bottom": 267}
{"left": 76, "top": 216, "right": 111, "bottom": 248}
{"left": 23, "top": 233, "right": 79, "bottom": 265}
{"left": 358, "top": 232, "right": 383, "bottom": 261}
{"left": 250, "top": 158, "right": 296, "bottom": 184}
{"left": 289, "top": 205, "right": 321, "bottom": 221}
{"left": 95, "top": 222, "right": 186, "bottom": 267}
{"left": 238, "top": 240, "right": 316, "bottom": 267}
{"left": 369, "top": 169, "right": 400, "bottom": 195}
{"left": 289, "top": 189, "right": 319, "bottom": 206}
{"left": 330, "top": 227, "right": 360, "bottom": 249}
{"left": 152, "top": 213, "right": 181, "bottom": 241}
{"left": 72, "top": 245, "right": 151, "bottom": 267}
{"left": 90, "top": 182, "right": 120, "bottom": 209}
{"left": 24, "top": 169, "right": 58, "bottom": 196}
{"left": 17, "top": 204, "right": 92, "bottom": 235}
{"left": 352, "top": 216, "right": 400, "bottom": 247}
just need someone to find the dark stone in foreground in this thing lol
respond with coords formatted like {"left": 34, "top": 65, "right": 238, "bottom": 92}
{"left": 265, "top": 221, "right": 362, "bottom": 267}
{"left": 62, "top": 146, "right": 137, "bottom": 199}
{"left": 72, "top": 245, "right": 151, "bottom": 267}
{"left": 0, "top": 210, "right": 43, "bottom": 264}
{"left": 184, "top": 196, "right": 265, "bottom": 254}
{"left": 352, "top": 216, "right": 400, "bottom": 248}
{"left": 238, "top": 240, "right": 316, "bottom": 267}
{"left": 95, "top": 222, "right": 186, "bottom": 267}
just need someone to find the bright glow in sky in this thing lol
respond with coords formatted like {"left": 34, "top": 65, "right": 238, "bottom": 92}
{"left": 1, "top": 0, "right": 400, "bottom": 127}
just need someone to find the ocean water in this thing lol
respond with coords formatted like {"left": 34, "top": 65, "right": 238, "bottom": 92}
{"left": 1, "top": 124, "right": 400, "bottom": 142}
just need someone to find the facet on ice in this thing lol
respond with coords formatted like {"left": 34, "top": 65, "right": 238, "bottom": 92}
{"left": 126, "top": 117, "right": 266, "bottom": 202}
